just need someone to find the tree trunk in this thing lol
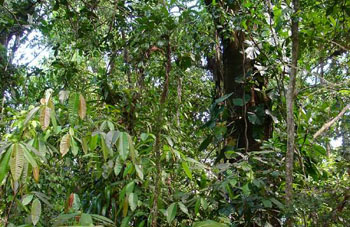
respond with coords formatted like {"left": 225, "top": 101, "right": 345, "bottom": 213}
{"left": 205, "top": 1, "right": 273, "bottom": 155}
{"left": 285, "top": 0, "right": 300, "bottom": 225}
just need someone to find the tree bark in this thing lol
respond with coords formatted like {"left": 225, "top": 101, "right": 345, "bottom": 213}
{"left": 285, "top": 0, "right": 299, "bottom": 225}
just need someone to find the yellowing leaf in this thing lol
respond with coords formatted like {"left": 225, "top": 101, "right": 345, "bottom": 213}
{"left": 60, "top": 134, "right": 71, "bottom": 157}
{"left": 10, "top": 144, "right": 25, "bottom": 181}
{"left": 33, "top": 167, "right": 39, "bottom": 183}
{"left": 78, "top": 94, "right": 86, "bottom": 120}
{"left": 123, "top": 197, "right": 128, "bottom": 217}
{"left": 40, "top": 106, "right": 51, "bottom": 131}
{"left": 31, "top": 198, "right": 41, "bottom": 225}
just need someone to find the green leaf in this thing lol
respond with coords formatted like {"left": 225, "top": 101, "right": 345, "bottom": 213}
{"left": 22, "top": 194, "right": 34, "bottom": 206}
{"left": 114, "top": 157, "right": 123, "bottom": 176}
{"left": 262, "top": 199, "right": 272, "bottom": 208}
{"left": 71, "top": 137, "right": 79, "bottom": 156}
{"left": 199, "top": 136, "right": 212, "bottom": 151}
{"left": 193, "top": 220, "right": 227, "bottom": 227}
{"left": 118, "top": 132, "right": 129, "bottom": 161}
{"left": 178, "top": 202, "right": 189, "bottom": 216}
{"left": 166, "top": 202, "right": 177, "bottom": 224}
{"left": 128, "top": 193, "right": 138, "bottom": 211}
{"left": 106, "top": 130, "right": 119, "bottom": 149}
{"left": 91, "top": 214, "right": 114, "bottom": 225}
{"left": 120, "top": 216, "right": 131, "bottom": 227}
{"left": 125, "top": 181, "right": 135, "bottom": 195}
{"left": 31, "top": 198, "right": 41, "bottom": 226}
{"left": 233, "top": 98, "right": 243, "bottom": 106}
{"left": 215, "top": 93, "right": 232, "bottom": 104}
{"left": 22, "top": 144, "right": 38, "bottom": 168}
{"left": 80, "top": 213, "right": 93, "bottom": 226}
{"left": 68, "top": 92, "right": 80, "bottom": 124}
{"left": 134, "top": 164, "right": 144, "bottom": 181}
{"left": 0, "top": 147, "right": 12, "bottom": 183}
{"left": 182, "top": 161, "right": 192, "bottom": 180}
{"left": 24, "top": 106, "right": 40, "bottom": 126}
{"left": 10, "top": 143, "right": 25, "bottom": 181}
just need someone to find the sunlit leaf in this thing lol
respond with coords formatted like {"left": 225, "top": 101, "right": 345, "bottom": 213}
{"left": 182, "top": 161, "right": 192, "bottom": 180}
{"left": 166, "top": 202, "right": 177, "bottom": 224}
{"left": 40, "top": 106, "right": 51, "bottom": 131}
{"left": 10, "top": 143, "right": 25, "bottom": 181}
{"left": 60, "top": 133, "right": 71, "bottom": 157}
{"left": 128, "top": 193, "right": 138, "bottom": 211}
{"left": 31, "top": 198, "right": 41, "bottom": 226}
{"left": 78, "top": 94, "right": 86, "bottom": 120}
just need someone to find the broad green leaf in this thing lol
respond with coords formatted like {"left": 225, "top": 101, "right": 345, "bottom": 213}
{"left": 262, "top": 199, "right": 272, "bottom": 208}
{"left": 193, "top": 220, "right": 227, "bottom": 227}
{"left": 10, "top": 143, "right": 25, "bottom": 181}
{"left": 78, "top": 94, "right": 86, "bottom": 120}
{"left": 68, "top": 92, "right": 79, "bottom": 124}
{"left": 182, "top": 161, "right": 192, "bottom": 180}
{"left": 134, "top": 164, "right": 144, "bottom": 180}
{"left": 31, "top": 198, "right": 41, "bottom": 226}
{"left": 22, "top": 145, "right": 38, "bottom": 168}
{"left": 40, "top": 106, "right": 51, "bottom": 131}
{"left": 118, "top": 132, "right": 129, "bottom": 161}
{"left": 125, "top": 181, "right": 135, "bottom": 195}
{"left": 101, "top": 137, "right": 109, "bottom": 161}
{"left": 71, "top": 137, "right": 79, "bottom": 156}
{"left": 166, "top": 202, "right": 177, "bottom": 224}
{"left": 114, "top": 157, "right": 122, "bottom": 176}
{"left": 79, "top": 213, "right": 93, "bottom": 226}
{"left": 81, "top": 137, "right": 88, "bottom": 154}
{"left": 106, "top": 130, "right": 119, "bottom": 148}
{"left": 22, "top": 194, "right": 34, "bottom": 206}
{"left": 60, "top": 133, "right": 70, "bottom": 157}
{"left": 0, "top": 146, "right": 12, "bottom": 183}
{"left": 24, "top": 106, "right": 40, "bottom": 126}
{"left": 120, "top": 216, "right": 131, "bottom": 227}
{"left": 178, "top": 202, "right": 189, "bottom": 216}
{"left": 128, "top": 193, "right": 138, "bottom": 211}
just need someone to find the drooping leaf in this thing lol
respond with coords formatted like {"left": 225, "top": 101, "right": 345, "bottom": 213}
{"left": 134, "top": 164, "right": 144, "bottom": 181}
{"left": 31, "top": 198, "right": 41, "bottom": 226}
{"left": 24, "top": 106, "right": 40, "bottom": 126}
{"left": 166, "top": 202, "right": 177, "bottom": 224}
{"left": 123, "top": 197, "right": 128, "bottom": 217}
{"left": 114, "top": 157, "right": 122, "bottom": 177}
{"left": 106, "top": 130, "right": 119, "bottom": 149}
{"left": 90, "top": 214, "right": 114, "bottom": 225}
{"left": 33, "top": 167, "right": 40, "bottom": 183}
{"left": 22, "top": 145, "right": 38, "bottom": 168}
{"left": 81, "top": 137, "right": 88, "bottom": 154}
{"left": 128, "top": 193, "right": 138, "bottom": 211}
{"left": 59, "top": 90, "right": 70, "bottom": 104}
{"left": 78, "top": 94, "right": 87, "bottom": 120}
{"left": 10, "top": 143, "right": 25, "bottom": 181}
{"left": 118, "top": 132, "right": 129, "bottom": 161}
{"left": 178, "top": 202, "right": 189, "bottom": 216}
{"left": 182, "top": 161, "right": 192, "bottom": 180}
{"left": 0, "top": 148, "right": 12, "bottom": 183}
{"left": 71, "top": 137, "right": 79, "bottom": 156}
{"left": 40, "top": 106, "right": 51, "bottom": 131}
{"left": 22, "top": 194, "right": 34, "bottom": 206}
{"left": 60, "top": 133, "right": 71, "bottom": 157}
{"left": 68, "top": 92, "right": 80, "bottom": 124}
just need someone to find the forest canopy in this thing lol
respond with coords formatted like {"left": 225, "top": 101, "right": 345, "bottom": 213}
{"left": 1, "top": 0, "right": 350, "bottom": 226}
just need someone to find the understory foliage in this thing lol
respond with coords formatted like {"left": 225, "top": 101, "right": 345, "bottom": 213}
{"left": 0, "top": 0, "right": 350, "bottom": 226}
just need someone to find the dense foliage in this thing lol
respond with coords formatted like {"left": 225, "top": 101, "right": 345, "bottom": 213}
{"left": 0, "top": 0, "right": 350, "bottom": 226}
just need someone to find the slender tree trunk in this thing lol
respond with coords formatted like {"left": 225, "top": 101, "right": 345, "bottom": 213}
{"left": 151, "top": 35, "right": 171, "bottom": 227}
{"left": 285, "top": 0, "right": 299, "bottom": 225}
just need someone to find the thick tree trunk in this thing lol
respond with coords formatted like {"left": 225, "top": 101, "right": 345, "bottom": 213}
{"left": 205, "top": 1, "right": 273, "bottom": 154}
